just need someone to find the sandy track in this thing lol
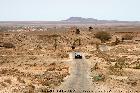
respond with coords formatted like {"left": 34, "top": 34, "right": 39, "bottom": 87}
{"left": 54, "top": 59, "right": 93, "bottom": 93}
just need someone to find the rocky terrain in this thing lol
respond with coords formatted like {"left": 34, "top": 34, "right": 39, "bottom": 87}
{"left": 0, "top": 25, "right": 140, "bottom": 93}
{"left": 87, "top": 43, "right": 140, "bottom": 93}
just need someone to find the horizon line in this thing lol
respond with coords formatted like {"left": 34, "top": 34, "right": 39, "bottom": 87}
{"left": 0, "top": 17, "right": 140, "bottom": 22}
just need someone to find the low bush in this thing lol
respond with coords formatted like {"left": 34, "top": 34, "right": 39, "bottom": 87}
{"left": 92, "top": 74, "right": 105, "bottom": 82}
{"left": 109, "top": 65, "right": 124, "bottom": 76}
{"left": 91, "top": 63, "right": 99, "bottom": 71}
{"left": 0, "top": 82, "right": 7, "bottom": 87}
{"left": 127, "top": 79, "right": 137, "bottom": 86}
{"left": 122, "top": 34, "right": 134, "bottom": 40}
{"left": 4, "top": 79, "right": 12, "bottom": 84}
{"left": 95, "top": 31, "right": 111, "bottom": 43}
{"left": 17, "top": 77, "right": 25, "bottom": 84}
{"left": 3, "top": 43, "right": 15, "bottom": 48}
{"left": 133, "top": 64, "right": 140, "bottom": 69}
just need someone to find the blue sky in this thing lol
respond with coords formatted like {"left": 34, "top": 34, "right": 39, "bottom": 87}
{"left": 0, "top": 0, "right": 140, "bottom": 21}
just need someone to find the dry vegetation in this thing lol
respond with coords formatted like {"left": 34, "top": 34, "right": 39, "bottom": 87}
{"left": 0, "top": 25, "right": 140, "bottom": 92}
{"left": 0, "top": 30, "right": 72, "bottom": 93}
{"left": 88, "top": 32, "right": 140, "bottom": 92}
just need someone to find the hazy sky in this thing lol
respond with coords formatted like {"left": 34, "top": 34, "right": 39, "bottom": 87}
{"left": 0, "top": 0, "right": 140, "bottom": 21}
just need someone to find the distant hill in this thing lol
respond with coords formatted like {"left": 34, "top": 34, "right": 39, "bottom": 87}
{"left": 0, "top": 17, "right": 140, "bottom": 25}
{"left": 61, "top": 17, "right": 140, "bottom": 24}
{"left": 62, "top": 17, "right": 98, "bottom": 22}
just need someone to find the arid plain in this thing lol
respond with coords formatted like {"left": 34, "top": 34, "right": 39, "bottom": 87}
{"left": 0, "top": 23, "right": 140, "bottom": 93}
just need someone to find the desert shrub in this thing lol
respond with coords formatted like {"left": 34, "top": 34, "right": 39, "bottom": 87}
{"left": 114, "top": 57, "right": 126, "bottom": 69}
{"left": 0, "top": 82, "right": 7, "bottom": 87}
{"left": 95, "top": 51, "right": 111, "bottom": 62}
{"left": 27, "top": 84, "right": 35, "bottom": 93}
{"left": 56, "top": 52, "right": 69, "bottom": 58}
{"left": 46, "top": 63, "right": 56, "bottom": 71}
{"left": 41, "top": 80, "right": 51, "bottom": 86}
{"left": 12, "top": 89, "right": 19, "bottom": 92}
{"left": 0, "top": 69, "right": 8, "bottom": 74}
{"left": 111, "top": 37, "right": 121, "bottom": 45}
{"left": 133, "top": 64, "right": 140, "bottom": 69}
{"left": 92, "top": 74, "right": 105, "bottom": 82}
{"left": 109, "top": 65, "right": 124, "bottom": 76}
{"left": 85, "top": 55, "right": 92, "bottom": 59}
{"left": 95, "top": 31, "right": 111, "bottom": 43}
{"left": 61, "top": 53, "right": 69, "bottom": 58}
{"left": 95, "top": 43, "right": 100, "bottom": 50}
{"left": 115, "top": 37, "right": 120, "bottom": 45}
{"left": 89, "top": 26, "right": 93, "bottom": 31}
{"left": 4, "top": 79, "right": 12, "bottom": 84}
{"left": 72, "top": 39, "right": 81, "bottom": 47}
{"left": 127, "top": 79, "right": 137, "bottom": 86}
{"left": 36, "top": 44, "right": 42, "bottom": 49}
{"left": 29, "top": 56, "right": 37, "bottom": 60}
{"left": 75, "top": 28, "right": 80, "bottom": 34}
{"left": 17, "top": 77, "right": 25, "bottom": 84}
{"left": 122, "top": 34, "right": 134, "bottom": 40}
{"left": 109, "top": 57, "right": 126, "bottom": 76}
{"left": 91, "top": 63, "right": 99, "bottom": 71}
{"left": 3, "top": 42, "right": 15, "bottom": 48}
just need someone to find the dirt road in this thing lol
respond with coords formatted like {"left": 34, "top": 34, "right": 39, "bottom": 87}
{"left": 54, "top": 59, "right": 94, "bottom": 93}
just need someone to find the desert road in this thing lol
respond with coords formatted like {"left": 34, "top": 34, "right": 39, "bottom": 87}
{"left": 54, "top": 58, "right": 94, "bottom": 93}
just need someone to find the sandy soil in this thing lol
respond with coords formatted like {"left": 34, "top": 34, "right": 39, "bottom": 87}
{"left": 0, "top": 25, "right": 140, "bottom": 93}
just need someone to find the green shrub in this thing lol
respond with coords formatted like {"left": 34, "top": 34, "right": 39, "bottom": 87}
{"left": 92, "top": 74, "right": 105, "bottom": 82}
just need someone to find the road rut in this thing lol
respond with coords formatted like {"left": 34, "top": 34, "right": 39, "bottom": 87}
{"left": 54, "top": 59, "right": 93, "bottom": 93}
